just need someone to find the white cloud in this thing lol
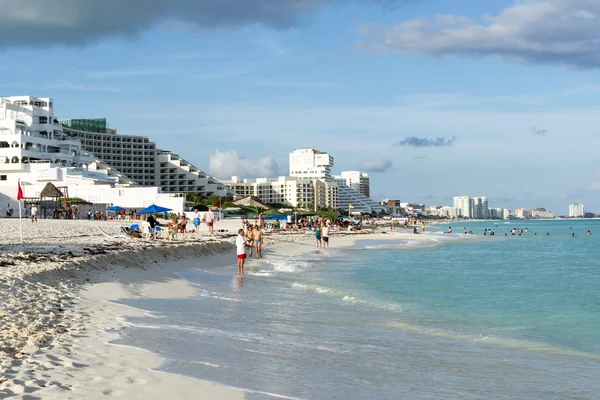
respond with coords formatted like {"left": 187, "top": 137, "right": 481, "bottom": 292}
{"left": 358, "top": 0, "right": 600, "bottom": 69}
{"left": 361, "top": 157, "right": 393, "bottom": 172}
{"left": 208, "top": 150, "right": 279, "bottom": 178}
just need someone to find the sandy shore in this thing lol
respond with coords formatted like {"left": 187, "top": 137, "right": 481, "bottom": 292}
{"left": 0, "top": 217, "right": 425, "bottom": 399}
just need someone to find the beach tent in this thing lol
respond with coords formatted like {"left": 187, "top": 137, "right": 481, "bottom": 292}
{"left": 136, "top": 204, "right": 172, "bottom": 214}
{"left": 264, "top": 215, "right": 287, "bottom": 221}
{"left": 106, "top": 206, "right": 126, "bottom": 211}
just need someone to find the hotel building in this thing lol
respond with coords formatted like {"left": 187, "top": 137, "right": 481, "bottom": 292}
{"left": 61, "top": 118, "right": 229, "bottom": 197}
{"left": 0, "top": 97, "right": 184, "bottom": 212}
{"left": 427, "top": 206, "right": 461, "bottom": 219}
{"left": 222, "top": 176, "right": 338, "bottom": 211}
{"left": 337, "top": 171, "right": 370, "bottom": 198}
{"left": 568, "top": 204, "right": 585, "bottom": 218}
{"left": 224, "top": 148, "right": 384, "bottom": 214}
{"left": 452, "top": 196, "right": 490, "bottom": 219}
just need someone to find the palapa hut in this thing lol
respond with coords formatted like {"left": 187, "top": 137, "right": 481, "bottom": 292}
{"left": 38, "top": 182, "right": 66, "bottom": 219}
{"left": 232, "top": 196, "right": 272, "bottom": 211}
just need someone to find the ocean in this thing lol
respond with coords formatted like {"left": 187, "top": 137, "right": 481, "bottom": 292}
{"left": 111, "top": 220, "right": 600, "bottom": 399}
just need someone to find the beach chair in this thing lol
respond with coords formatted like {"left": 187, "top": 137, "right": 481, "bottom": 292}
{"left": 155, "top": 226, "right": 165, "bottom": 238}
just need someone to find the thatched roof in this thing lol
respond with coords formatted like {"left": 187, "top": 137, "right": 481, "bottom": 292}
{"left": 232, "top": 196, "right": 272, "bottom": 210}
{"left": 39, "top": 182, "right": 64, "bottom": 198}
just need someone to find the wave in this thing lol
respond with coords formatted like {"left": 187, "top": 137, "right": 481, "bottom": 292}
{"left": 385, "top": 321, "right": 600, "bottom": 361}
{"left": 291, "top": 283, "right": 405, "bottom": 313}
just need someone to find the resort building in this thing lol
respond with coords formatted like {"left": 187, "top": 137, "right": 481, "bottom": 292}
{"left": 287, "top": 148, "right": 383, "bottom": 214}
{"left": 289, "top": 148, "right": 334, "bottom": 181}
{"left": 427, "top": 206, "right": 461, "bottom": 219}
{"left": 453, "top": 196, "right": 474, "bottom": 218}
{"left": 453, "top": 196, "right": 490, "bottom": 219}
{"left": 514, "top": 208, "right": 530, "bottom": 219}
{"left": 225, "top": 148, "right": 385, "bottom": 214}
{"left": 568, "top": 203, "right": 585, "bottom": 218}
{"left": 0, "top": 96, "right": 91, "bottom": 167}
{"left": 222, "top": 176, "right": 338, "bottom": 211}
{"left": 333, "top": 177, "right": 385, "bottom": 214}
{"left": 381, "top": 199, "right": 403, "bottom": 216}
{"left": 0, "top": 162, "right": 185, "bottom": 216}
{"left": 472, "top": 197, "right": 489, "bottom": 219}
{"left": 0, "top": 96, "right": 199, "bottom": 213}
{"left": 61, "top": 118, "right": 229, "bottom": 197}
{"left": 490, "top": 208, "right": 511, "bottom": 219}
{"left": 530, "top": 209, "right": 555, "bottom": 219}
{"left": 337, "top": 171, "right": 370, "bottom": 198}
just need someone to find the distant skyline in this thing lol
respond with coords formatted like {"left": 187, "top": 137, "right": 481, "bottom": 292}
{"left": 1, "top": 0, "right": 599, "bottom": 214}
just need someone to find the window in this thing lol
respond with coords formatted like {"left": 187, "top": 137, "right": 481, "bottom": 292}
{"left": 0, "top": 175, "right": 6, "bottom": 181}
{"left": 38, "top": 116, "right": 48, "bottom": 124}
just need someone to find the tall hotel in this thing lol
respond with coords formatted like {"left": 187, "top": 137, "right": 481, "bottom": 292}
{"left": 453, "top": 196, "right": 490, "bottom": 219}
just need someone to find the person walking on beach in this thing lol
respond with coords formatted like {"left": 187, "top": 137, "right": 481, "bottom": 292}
{"left": 315, "top": 225, "right": 322, "bottom": 248}
{"left": 253, "top": 225, "right": 263, "bottom": 258}
{"left": 236, "top": 229, "right": 247, "bottom": 274}
{"left": 30, "top": 205, "right": 37, "bottom": 223}
{"left": 421, "top": 222, "right": 426, "bottom": 232}
{"left": 322, "top": 222, "right": 330, "bottom": 248}
{"left": 205, "top": 208, "right": 215, "bottom": 233}
{"left": 193, "top": 210, "right": 201, "bottom": 234}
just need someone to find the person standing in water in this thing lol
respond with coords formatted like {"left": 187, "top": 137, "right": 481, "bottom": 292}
{"left": 253, "top": 225, "right": 263, "bottom": 258}
{"left": 236, "top": 229, "right": 247, "bottom": 274}
{"left": 245, "top": 225, "right": 255, "bottom": 257}
{"left": 322, "top": 222, "right": 330, "bottom": 248}
{"left": 315, "top": 224, "right": 322, "bottom": 248}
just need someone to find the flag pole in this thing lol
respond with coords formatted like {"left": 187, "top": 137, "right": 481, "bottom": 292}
{"left": 19, "top": 199, "right": 23, "bottom": 244}
{"left": 17, "top": 179, "right": 24, "bottom": 244}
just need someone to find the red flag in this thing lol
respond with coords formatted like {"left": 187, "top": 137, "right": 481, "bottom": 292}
{"left": 215, "top": 199, "right": 221, "bottom": 209}
{"left": 17, "top": 180, "right": 24, "bottom": 200}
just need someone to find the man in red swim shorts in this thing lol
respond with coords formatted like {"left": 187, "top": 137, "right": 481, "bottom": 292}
{"left": 236, "top": 228, "right": 247, "bottom": 274}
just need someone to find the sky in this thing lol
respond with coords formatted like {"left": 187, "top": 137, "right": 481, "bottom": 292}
{"left": 1, "top": 0, "right": 600, "bottom": 214}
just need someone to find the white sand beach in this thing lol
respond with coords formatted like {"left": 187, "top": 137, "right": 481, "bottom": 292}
{"left": 0, "top": 217, "right": 430, "bottom": 399}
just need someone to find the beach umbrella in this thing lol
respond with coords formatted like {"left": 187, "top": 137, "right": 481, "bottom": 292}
{"left": 106, "top": 206, "right": 126, "bottom": 211}
{"left": 137, "top": 204, "right": 172, "bottom": 214}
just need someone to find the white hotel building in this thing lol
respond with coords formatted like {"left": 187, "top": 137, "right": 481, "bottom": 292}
{"left": 569, "top": 203, "right": 585, "bottom": 218}
{"left": 452, "top": 196, "right": 490, "bottom": 219}
{"left": 224, "top": 148, "right": 385, "bottom": 214}
{"left": 0, "top": 96, "right": 228, "bottom": 213}
{"left": 61, "top": 118, "right": 229, "bottom": 197}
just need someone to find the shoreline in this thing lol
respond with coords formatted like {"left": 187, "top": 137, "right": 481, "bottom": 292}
{"left": 1, "top": 218, "right": 414, "bottom": 398}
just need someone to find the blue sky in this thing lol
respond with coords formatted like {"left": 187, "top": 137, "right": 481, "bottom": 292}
{"left": 1, "top": 0, "right": 600, "bottom": 214}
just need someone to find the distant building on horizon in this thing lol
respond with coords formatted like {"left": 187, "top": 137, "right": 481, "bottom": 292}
{"left": 569, "top": 203, "right": 585, "bottom": 218}
{"left": 530, "top": 209, "right": 555, "bottom": 219}
{"left": 427, "top": 205, "right": 460, "bottom": 219}
{"left": 514, "top": 208, "right": 530, "bottom": 219}
{"left": 490, "top": 208, "right": 510, "bottom": 219}
{"left": 452, "top": 196, "right": 490, "bottom": 219}
{"left": 453, "top": 196, "right": 473, "bottom": 218}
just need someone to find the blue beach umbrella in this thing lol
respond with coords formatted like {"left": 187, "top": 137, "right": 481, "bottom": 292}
{"left": 106, "top": 206, "right": 126, "bottom": 211}
{"left": 137, "top": 204, "right": 172, "bottom": 214}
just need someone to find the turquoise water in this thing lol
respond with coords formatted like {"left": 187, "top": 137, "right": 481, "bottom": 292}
{"left": 112, "top": 220, "right": 600, "bottom": 399}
